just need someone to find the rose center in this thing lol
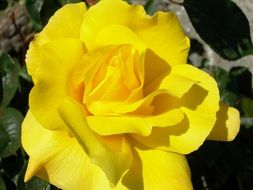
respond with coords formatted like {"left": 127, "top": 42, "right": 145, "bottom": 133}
{"left": 73, "top": 45, "right": 144, "bottom": 116}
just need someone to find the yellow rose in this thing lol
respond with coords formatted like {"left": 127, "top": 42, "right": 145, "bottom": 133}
{"left": 22, "top": 0, "right": 240, "bottom": 189}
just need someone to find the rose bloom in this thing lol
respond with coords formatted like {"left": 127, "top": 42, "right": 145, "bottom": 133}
{"left": 22, "top": 0, "right": 240, "bottom": 189}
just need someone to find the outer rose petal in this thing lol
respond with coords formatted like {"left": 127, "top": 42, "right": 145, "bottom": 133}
{"left": 36, "top": 2, "right": 86, "bottom": 45}
{"left": 133, "top": 64, "right": 220, "bottom": 154}
{"left": 120, "top": 144, "right": 193, "bottom": 190}
{"left": 135, "top": 11, "right": 190, "bottom": 66}
{"left": 58, "top": 98, "right": 132, "bottom": 185}
{"left": 22, "top": 111, "right": 112, "bottom": 190}
{"left": 80, "top": 0, "right": 189, "bottom": 66}
{"left": 26, "top": 3, "right": 87, "bottom": 80}
{"left": 80, "top": 0, "right": 147, "bottom": 50}
{"left": 29, "top": 39, "right": 86, "bottom": 130}
{"left": 22, "top": 111, "right": 192, "bottom": 190}
{"left": 207, "top": 103, "right": 240, "bottom": 141}
{"left": 25, "top": 41, "right": 41, "bottom": 83}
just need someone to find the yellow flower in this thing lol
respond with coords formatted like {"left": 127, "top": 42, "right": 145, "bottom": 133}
{"left": 22, "top": 0, "right": 240, "bottom": 189}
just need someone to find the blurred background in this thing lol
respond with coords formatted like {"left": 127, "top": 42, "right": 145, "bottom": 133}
{"left": 0, "top": 0, "right": 253, "bottom": 189}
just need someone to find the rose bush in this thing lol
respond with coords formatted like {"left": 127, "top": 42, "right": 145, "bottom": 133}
{"left": 21, "top": 0, "right": 240, "bottom": 189}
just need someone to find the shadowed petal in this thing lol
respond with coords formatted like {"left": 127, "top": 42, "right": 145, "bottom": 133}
{"left": 207, "top": 103, "right": 240, "bottom": 141}
{"left": 58, "top": 98, "right": 132, "bottom": 185}
{"left": 121, "top": 143, "right": 193, "bottom": 190}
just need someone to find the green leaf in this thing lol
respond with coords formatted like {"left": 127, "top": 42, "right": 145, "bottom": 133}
{"left": 25, "top": 0, "right": 44, "bottom": 31}
{"left": 241, "top": 98, "right": 253, "bottom": 117}
{"left": 212, "top": 66, "right": 230, "bottom": 93}
{"left": 228, "top": 66, "right": 252, "bottom": 97}
{"left": 19, "top": 65, "right": 32, "bottom": 82}
{"left": 24, "top": 177, "right": 51, "bottom": 190}
{"left": 221, "top": 91, "right": 238, "bottom": 107}
{"left": 0, "top": 52, "right": 20, "bottom": 107}
{"left": 0, "top": 0, "right": 8, "bottom": 10}
{"left": 0, "top": 122, "right": 9, "bottom": 150}
{"left": 0, "top": 107, "right": 23, "bottom": 158}
{"left": 40, "top": 0, "right": 61, "bottom": 26}
{"left": 0, "top": 174, "right": 16, "bottom": 189}
{"left": 144, "top": 0, "right": 156, "bottom": 15}
{"left": 1, "top": 154, "right": 24, "bottom": 180}
{"left": 183, "top": 0, "right": 253, "bottom": 60}
{"left": 0, "top": 176, "right": 6, "bottom": 190}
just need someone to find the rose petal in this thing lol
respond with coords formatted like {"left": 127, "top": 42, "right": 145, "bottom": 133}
{"left": 80, "top": 0, "right": 189, "bottom": 67}
{"left": 135, "top": 11, "right": 190, "bottom": 67}
{"left": 207, "top": 103, "right": 240, "bottom": 141}
{"left": 58, "top": 98, "right": 132, "bottom": 185}
{"left": 80, "top": 0, "right": 147, "bottom": 50}
{"left": 96, "top": 25, "right": 146, "bottom": 50}
{"left": 87, "top": 108, "right": 184, "bottom": 136}
{"left": 26, "top": 3, "right": 86, "bottom": 81}
{"left": 121, "top": 144, "right": 193, "bottom": 190}
{"left": 29, "top": 39, "right": 86, "bottom": 130}
{"left": 22, "top": 111, "right": 112, "bottom": 190}
{"left": 35, "top": 3, "right": 86, "bottom": 45}
{"left": 133, "top": 64, "right": 220, "bottom": 154}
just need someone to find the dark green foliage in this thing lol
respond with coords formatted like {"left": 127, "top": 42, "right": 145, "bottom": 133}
{"left": 25, "top": 0, "right": 62, "bottom": 31}
{"left": 0, "top": 52, "right": 20, "bottom": 107}
{"left": 144, "top": 0, "right": 156, "bottom": 15}
{"left": 25, "top": 0, "right": 44, "bottom": 30}
{"left": 188, "top": 63, "right": 253, "bottom": 190}
{"left": 241, "top": 98, "right": 253, "bottom": 117}
{"left": 39, "top": 0, "right": 61, "bottom": 27}
{"left": 0, "top": 108, "right": 23, "bottom": 158}
{"left": 228, "top": 67, "right": 252, "bottom": 97}
{"left": 188, "top": 139, "right": 253, "bottom": 190}
{"left": 0, "top": 0, "right": 8, "bottom": 10}
{"left": 183, "top": 0, "right": 253, "bottom": 60}
{"left": 25, "top": 0, "right": 82, "bottom": 31}
{"left": 24, "top": 177, "right": 54, "bottom": 190}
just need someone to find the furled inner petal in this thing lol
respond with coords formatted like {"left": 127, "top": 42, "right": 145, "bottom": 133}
{"left": 72, "top": 45, "right": 145, "bottom": 116}
{"left": 68, "top": 45, "right": 197, "bottom": 137}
